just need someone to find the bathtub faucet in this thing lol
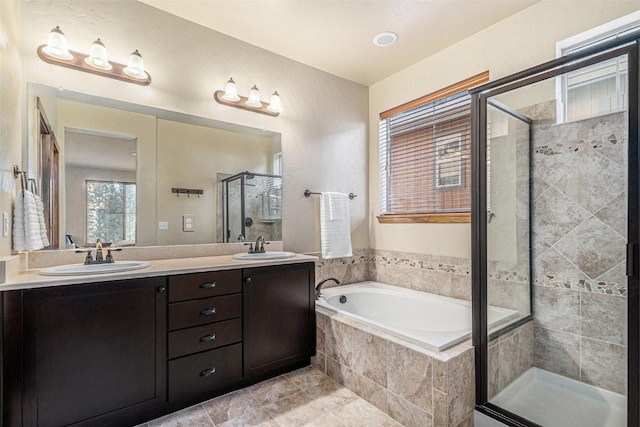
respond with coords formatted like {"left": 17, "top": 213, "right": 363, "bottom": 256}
{"left": 315, "top": 277, "right": 340, "bottom": 300}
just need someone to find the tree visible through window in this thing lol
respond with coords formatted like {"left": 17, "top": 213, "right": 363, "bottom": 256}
{"left": 378, "top": 71, "right": 488, "bottom": 223}
{"left": 86, "top": 180, "right": 136, "bottom": 245}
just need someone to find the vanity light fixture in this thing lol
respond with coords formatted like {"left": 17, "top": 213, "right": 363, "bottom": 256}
{"left": 37, "top": 26, "right": 151, "bottom": 86}
{"left": 214, "top": 78, "right": 282, "bottom": 117}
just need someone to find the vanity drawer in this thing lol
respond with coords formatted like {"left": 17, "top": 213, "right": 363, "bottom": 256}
{"left": 169, "top": 294, "right": 242, "bottom": 331}
{"left": 168, "top": 318, "right": 242, "bottom": 359}
{"left": 168, "top": 270, "right": 242, "bottom": 302}
{"left": 168, "top": 344, "right": 242, "bottom": 402}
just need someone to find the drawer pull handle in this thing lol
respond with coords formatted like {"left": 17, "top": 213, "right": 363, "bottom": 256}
{"left": 200, "top": 307, "right": 217, "bottom": 316}
{"left": 200, "top": 333, "right": 217, "bottom": 342}
{"left": 200, "top": 367, "right": 217, "bottom": 377}
{"left": 200, "top": 282, "right": 216, "bottom": 289}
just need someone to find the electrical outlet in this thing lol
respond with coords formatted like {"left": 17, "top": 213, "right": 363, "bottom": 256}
{"left": 159, "top": 221, "right": 168, "bottom": 230}
{"left": 2, "top": 212, "right": 8, "bottom": 237}
{"left": 182, "top": 214, "right": 195, "bottom": 232}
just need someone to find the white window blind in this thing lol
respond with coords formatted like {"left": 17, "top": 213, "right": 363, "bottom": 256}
{"left": 379, "top": 93, "right": 472, "bottom": 216}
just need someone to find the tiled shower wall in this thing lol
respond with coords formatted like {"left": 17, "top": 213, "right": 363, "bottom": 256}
{"left": 530, "top": 105, "right": 627, "bottom": 394}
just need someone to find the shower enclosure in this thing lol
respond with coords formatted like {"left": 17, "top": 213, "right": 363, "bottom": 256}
{"left": 222, "top": 171, "right": 282, "bottom": 243}
{"left": 472, "top": 36, "right": 639, "bottom": 426}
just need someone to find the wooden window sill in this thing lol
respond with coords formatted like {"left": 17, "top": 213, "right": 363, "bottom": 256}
{"left": 377, "top": 213, "right": 471, "bottom": 223}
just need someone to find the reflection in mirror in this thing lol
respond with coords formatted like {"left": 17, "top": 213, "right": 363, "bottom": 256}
{"left": 27, "top": 83, "right": 282, "bottom": 249}
{"left": 64, "top": 129, "right": 137, "bottom": 248}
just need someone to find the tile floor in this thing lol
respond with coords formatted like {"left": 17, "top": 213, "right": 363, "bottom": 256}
{"left": 142, "top": 366, "right": 404, "bottom": 427}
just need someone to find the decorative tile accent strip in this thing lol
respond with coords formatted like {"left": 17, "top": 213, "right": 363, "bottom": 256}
{"left": 535, "top": 277, "right": 627, "bottom": 297}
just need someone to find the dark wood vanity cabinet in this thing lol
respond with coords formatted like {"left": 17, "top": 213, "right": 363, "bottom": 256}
{"left": 0, "top": 261, "right": 316, "bottom": 426}
{"left": 167, "top": 270, "right": 243, "bottom": 404}
{"left": 243, "top": 262, "right": 316, "bottom": 378}
{"left": 5, "top": 277, "right": 167, "bottom": 427}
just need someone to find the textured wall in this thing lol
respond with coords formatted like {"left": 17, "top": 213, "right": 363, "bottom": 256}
{"left": 0, "top": 0, "right": 22, "bottom": 256}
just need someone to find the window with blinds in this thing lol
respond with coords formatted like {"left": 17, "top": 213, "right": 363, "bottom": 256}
{"left": 378, "top": 71, "right": 489, "bottom": 223}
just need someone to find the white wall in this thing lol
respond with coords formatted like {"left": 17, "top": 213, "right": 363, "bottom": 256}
{"left": 0, "top": 0, "right": 22, "bottom": 256}
{"left": 369, "top": 1, "right": 640, "bottom": 258}
{"left": 20, "top": 0, "right": 369, "bottom": 254}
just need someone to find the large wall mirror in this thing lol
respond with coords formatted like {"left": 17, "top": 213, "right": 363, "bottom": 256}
{"left": 26, "top": 83, "right": 283, "bottom": 250}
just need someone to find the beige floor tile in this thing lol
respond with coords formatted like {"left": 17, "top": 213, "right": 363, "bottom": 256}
{"left": 148, "top": 404, "right": 213, "bottom": 427}
{"left": 305, "top": 380, "right": 360, "bottom": 413}
{"left": 216, "top": 408, "right": 278, "bottom": 427}
{"left": 248, "top": 375, "right": 302, "bottom": 405}
{"left": 263, "top": 391, "right": 328, "bottom": 427}
{"left": 284, "top": 366, "right": 334, "bottom": 391}
{"left": 302, "top": 412, "right": 346, "bottom": 427}
{"left": 333, "top": 399, "right": 403, "bottom": 427}
{"left": 202, "top": 388, "right": 263, "bottom": 425}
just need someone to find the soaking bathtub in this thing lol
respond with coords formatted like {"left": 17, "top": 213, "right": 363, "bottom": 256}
{"left": 316, "top": 281, "right": 519, "bottom": 351}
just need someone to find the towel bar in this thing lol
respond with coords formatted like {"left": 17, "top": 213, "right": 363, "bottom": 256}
{"left": 304, "top": 189, "right": 356, "bottom": 200}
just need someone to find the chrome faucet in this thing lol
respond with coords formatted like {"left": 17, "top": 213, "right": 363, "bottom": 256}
{"left": 254, "top": 236, "right": 266, "bottom": 253}
{"left": 75, "top": 241, "right": 122, "bottom": 265}
{"left": 315, "top": 277, "right": 340, "bottom": 300}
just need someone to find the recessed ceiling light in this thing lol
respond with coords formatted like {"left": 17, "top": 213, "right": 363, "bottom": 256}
{"left": 373, "top": 32, "right": 398, "bottom": 47}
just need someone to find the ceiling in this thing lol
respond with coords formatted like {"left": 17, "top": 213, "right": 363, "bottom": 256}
{"left": 139, "top": 0, "right": 538, "bottom": 86}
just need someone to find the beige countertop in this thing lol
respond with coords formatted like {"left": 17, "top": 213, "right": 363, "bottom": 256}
{"left": 0, "top": 253, "right": 318, "bottom": 291}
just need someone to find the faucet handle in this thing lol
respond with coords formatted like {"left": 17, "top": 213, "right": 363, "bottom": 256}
{"left": 75, "top": 249, "right": 93, "bottom": 264}
{"left": 244, "top": 242, "right": 255, "bottom": 253}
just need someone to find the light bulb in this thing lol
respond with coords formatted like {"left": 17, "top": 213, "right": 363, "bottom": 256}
{"left": 267, "top": 91, "right": 283, "bottom": 113}
{"left": 123, "top": 49, "right": 145, "bottom": 78}
{"left": 84, "top": 38, "right": 112, "bottom": 70}
{"left": 246, "top": 85, "right": 262, "bottom": 108}
{"left": 43, "top": 26, "right": 73, "bottom": 60}
{"left": 222, "top": 78, "right": 240, "bottom": 101}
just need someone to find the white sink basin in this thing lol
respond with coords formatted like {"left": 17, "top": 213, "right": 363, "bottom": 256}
{"left": 232, "top": 251, "right": 296, "bottom": 260}
{"left": 39, "top": 261, "right": 151, "bottom": 276}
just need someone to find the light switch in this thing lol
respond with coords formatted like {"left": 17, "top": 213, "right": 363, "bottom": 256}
{"left": 2, "top": 212, "right": 8, "bottom": 237}
{"left": 159, "top": 221, "right": 169, "bottom": 230}
{"left": 182, "top": 214, "right": 195, "bottom": 232}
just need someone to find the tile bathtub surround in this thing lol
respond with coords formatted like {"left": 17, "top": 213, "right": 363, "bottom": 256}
{"left": 144, "top": 366, "right": 403, "bottom": 427}
{"left": 370, "top": 249, "right": 471, "bottom": 301}
{"left": 314, "top": 248, "right": 372, "bottom": 287}
{"left": 316, "top": 310, "right": 475, "bottom": 427}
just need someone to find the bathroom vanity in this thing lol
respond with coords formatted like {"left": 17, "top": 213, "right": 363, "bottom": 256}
{"left": 0, "top": 256, "right": 316, "bottom": 426}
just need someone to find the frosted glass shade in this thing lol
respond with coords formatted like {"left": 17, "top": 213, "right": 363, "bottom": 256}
{"left": 123, "top": 50, "right": 145, "bottom": 78}
{"left": 222, "top": 78, "right": 240, "bottom": 101}
{"left": 246, "top": 85, "right": 262, "bottom": 108}
{"left": 84, "top": 38, "right": 112, "bottom": 70}
{"left": 267, "top": 91, "right": 283, "bottom": 113}
{"left": 43, "top": 26, "right": 73, "bottom": 60}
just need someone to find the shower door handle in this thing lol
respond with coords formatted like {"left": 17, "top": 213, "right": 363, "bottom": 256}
{"left": 627, "top": 243, "right": 637, "bottom": 277}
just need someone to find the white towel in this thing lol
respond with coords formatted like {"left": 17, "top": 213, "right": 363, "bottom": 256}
{"left": 12, "top": 190, "right": 47, "bottom": 251}
{"left": 35, "top": 194, "right": 50, "bottom": 247}
{"left": 320, "top": 192, "right": 352, "bottom": 259}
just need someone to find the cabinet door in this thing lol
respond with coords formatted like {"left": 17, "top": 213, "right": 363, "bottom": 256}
{"left": 22, "top": 277, "right": 167, "bottom": 427}
{"left": 243, "top": 263, "right": 315, "bottom": 378}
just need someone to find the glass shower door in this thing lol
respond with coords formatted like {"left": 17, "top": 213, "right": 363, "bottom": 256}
{"left": 474, "top": 42, "right": 638, "bottom": 427}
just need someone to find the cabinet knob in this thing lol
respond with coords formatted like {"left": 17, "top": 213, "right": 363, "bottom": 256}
{"left": 199, "top": 307, "right": 217, "bottom": 316}
{"left": 199, "top": 367, "right": 217, "bottom": 377}
{"left": 157, "top": 286, "right": 166, "bottom": 293}
{"left": 200, "top": 282, "right": 216, "bottom": 289}
{"left": 200, "top": 333, "right": 217, "bottom": 342}
{"left": 245, "top": 277, "right": 252, "bottom": 284}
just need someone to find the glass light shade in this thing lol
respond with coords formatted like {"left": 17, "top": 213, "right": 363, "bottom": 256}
{"left": 246, "top": 85, "right": 262, "bottom": 108}
{"left": 267, "top": 91, "right": 283, "bottom": 113}
{"left": 43, "top": 26, "right": 73, "bottom": 60}
{"left": 123, "top": 50, "right": 146, "bottom": 78}
{"left": 222, "top": 78, "right": 240, "bottom": 101}
{"left": 84, "top": 38, "right": 112, "bottom": 71}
